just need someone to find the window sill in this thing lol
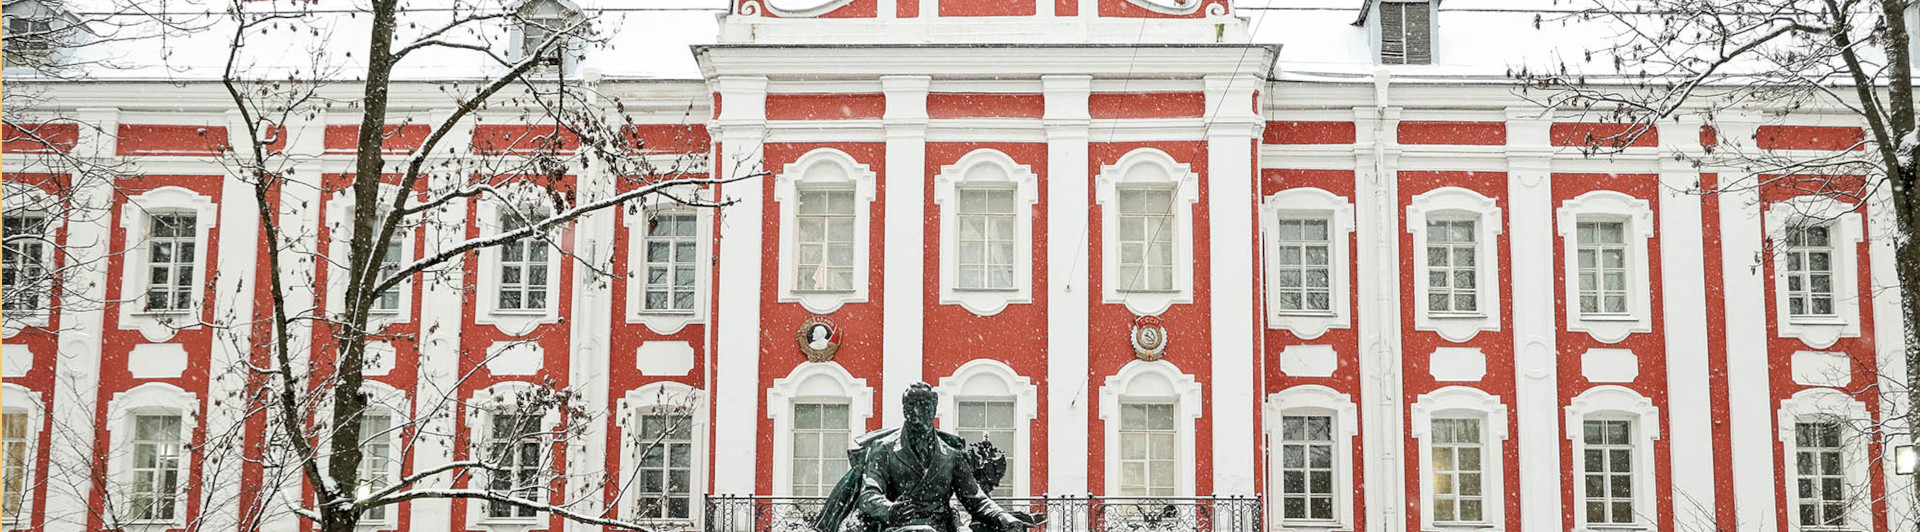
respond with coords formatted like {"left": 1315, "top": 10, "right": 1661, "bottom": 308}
{"left": 1576, "top": 313, "right": 1638, "bottom": 322}
{"left": 478, "top": 517, "right": 543, "bottom": 526}
{"left": 952, "top": 287, "right": 1019, "bottom": 294}
{"left": 1425, "top": 312, "right": 1488, "bottom": 320}
{"left": 1787, "top": 316, "right": 1848, "bottom": 326}
{"left": 791, "top": 289, "right": 857, "bottom": 295}
{"left": 1116, "top": 288, "right": 1183, "bottom": 295}
{"left": 1579, "top": 525, "right": 1650, "bottom": 532}
{"left": 1431, "top": 523, "right": 1497, "bottom": 529}
{"left": 1272, "top": 310, "right": 1339, "bottom": 318}
{"left": 1277, "top": 519, "right": 1345, "bottom": 528}
{"left": 489, "top": 308, "right": 552, "bottom": 316}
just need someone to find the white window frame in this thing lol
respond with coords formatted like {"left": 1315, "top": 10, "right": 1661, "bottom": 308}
{"left": 1766, "top": 196, "right": 1864, "bottom": 350}
{"left": 624, "top": 190, "right": 712, "bottom": 334}
{"left": 1411, "top": 386, "right": 1509, "bottom": 532}
{"left": 616, "top": 382, "right": 707, "bottom": 526}
{"left": 0, "top": 384, "right": 43, "bottom": 528}
{"left": 103, "top": 383, "right": 198, "bottom": 530}
{"left": 1094, "top": 148, "right": 1200, "bottom": 317}
{"left": 1563, "top": 386, "right": 1660, "bottom": 532}
{"left": 1777, "top": 387, "right": 1872, "bottom": 532}
{"left": 1097, "top": 360, "right": 1202, "bottom": 497}
{"left": 1556, "top": 191, "right": 1655, "bottom": 344}
{"left": 315, "top": 381, "right": 410, "bottom": 529}
{"left": 1, "top": 184, "right": 59, "bottom": 336}
{"left": 933, "top": 149, "right": 1039, "bottom": 317}
{"left": 324, "top": 188, "right": 418, "bottom": 330}
{"left": 474, "top": 190, "right": 564, "bottom": 337}
{"left": 1264, "top": 385, "right": 1358, "bottom": 531}
{"left": 462, "top": 382, "right": 561, "bottom": 528}
{"left": 116, "top": 186, "right": 219, "bottom": 342}
{"left": 766, "top": 362, "right": 873, "bottom": 497}
{"left": 774, "top": 148, "right": 878, "bottom": 315}
{"left": 509, "top": 0, "right": 582, "bottom": 76}
{"left": 1260, "top": 188, "right": 1355, "bottom": 339}
{"left": 936, "top": 359, "right": 1038, "bottom": 498}
{"left": 1407, "top": 187, "right": 1503, "bottom": 343}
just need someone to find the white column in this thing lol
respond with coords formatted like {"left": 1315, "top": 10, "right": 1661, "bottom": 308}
{"left": 1501, "top": 109, "right": 1560, "bottom": 532}
{"left": 1867, "top": 140, "right": 1914, "bottom": 532}
{"left": 1714, "top": 119, "right": 1777, "bottom": 532}
{"left": 1043, "top": 75, "right": 1092, "bottom": 500}
{"left": 1657, "top": 117, "right": 1718, "bottom": 529}
{"left": 410, "top": 111, "right": 474, "bottom": 532}
{"left": 565, "top": 107, "right": 619, "bottom": 532}
{"left": 880, "top": 76, "right": 930, "bottom": 426}
{"left": 43, "top": 107, "right": 118, "bottom": 532}
{"left": 710, "top": 75, "right": 769, "bottom": 497}
{"left": 1203, "top": 74, "right": 1260, "bottom": 496}
{"left": 1351, "top": 83, "right": 1405, "bottom": 532}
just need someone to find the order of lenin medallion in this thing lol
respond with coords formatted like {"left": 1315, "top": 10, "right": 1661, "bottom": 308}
{"left": 1130, "top": 316, "right": 1169, "bottom": 361}
{"left": 796, "top": 316, "right": 841, "bottom": 362}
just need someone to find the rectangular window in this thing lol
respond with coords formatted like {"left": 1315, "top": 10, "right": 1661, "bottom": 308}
{"left": 1379, "top": 0, "right": 1432, "bottom": 65}
{"left": 790, "top": 403, "right": 849, "bottom": 497}
{"left": 634, "top": 413, "right": 694, "bottom": 520}
{"left": 641, "top": 213, "right": 699, "bottom": 312}
{"left": 2, "top": 214, "right": 48, "bottom": 313}
{"left": 1272, "top": 219, "right": 1333, "bottom": 313}
{"left": 1784, "top": 225, "right": 1835, "bottom": 317}
{"left": 1426, "top": 219, "right": 1478, "bottom": 314}
{"left": 2, "top": 412, "right": 28, "bottom": 521}
{"left": 1278, "top": 415, "right": 1335, "bottom": 522}
{"left": 1576, "top": 221, "right": 1629, "bottom": 315}
{"left": 956, "top": 188, "right": 1018, "bottom": 291}
{"left": 1795, "top": 421, "right": 1847, "bottom": 528}
{"left": 1118, "top": 403, "right": 1177, "bottom": 496}
{"left": 4, "top": 18, "right": 52, "bottom": 55}
{"left": 358, "top": 413, "right": 393, "bottom": 522}
{"left": 486, "top": 414, "right": 543, "bottom": 519}
{"left": 129, "top": 414, "right": 182, "bottom": 522}
{"left": 144, "top": 213, "right": 198, "bottom": 313}
{"left": 519, "top": 17, "right": 566, "bottom": 70}
{"left": 1116, "top": 189, "right": 1177, "bottom": 293}
{"left": 1581, "top": 420, "right": 1634, "bottom": 525}
{"left": 955, "top": 400, "right": 1017, "bottom": 498}
{"left": 794, "top": 189, "right": 856, "bottom": 293}
{"left": 372, "top": 238, "right": 404, "bottom": 313}
{"left": 1430, "top": 418, "right": 1484, "bottom": 524}
{"left": 497, "top": 214, "right": 549, "bottom": 312}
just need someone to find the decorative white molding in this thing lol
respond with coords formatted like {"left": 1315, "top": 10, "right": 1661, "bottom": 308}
{"left": 933, "top": 149, "right": 1040, "bottom": 317}
{"left": 0, "top": 384, "right": 44, "bottom": 528}
{"left": 1094, "top": 148, "right": 1201, "bottom": 316}
{"left": 484, "top": 341, "right": 544, "bottom": 376}
{"left": 623, "top": 190, "right": 713, "bottom": 335}
{"left": 1278, "top": 344, "right": 1338, "bottom": 378}
{"left": 634, "top": 341, "right": 696, "bottom": 377}
{"left": 773, "top": 148, "right": 879, "bottom": 315}
{"left": 1578, "top": 348, "right": 1639, "bottom": 384}
{"left": 1556, "top": 191, "right": 1656, "bottom": 344}
{"left": 1764, "top": 196, "right": 1865, "bottom": 349}
{"left": 1790, "top": 350, "right": 1854, "bottom": 388}
{"left": 615, "top": 382, "right": 708, "bottom": 527}
{"left": 1264, "top": 385, "right": 1359, "bottom": 531}
{"left": 1428, "top": 347, "right": 1485, "bottom": 382}
{"left": 1259, "top": 188, "right": 1356, "bottom": 338}
{"left": 1098, "top": 360, "right": 1203, "bottom": 496}
{"left": 1563, "top": 386, "right": 1661, "bottom": 532}
{"left": 1124, "top": 0, "right": 1204, "bottom": 16}
{"left": 765, "top": 362, "right": 873, "bottom": 497}
{"left": 762, "top": 0, "right": 855, "bottom": 17}
{"left": 103, "top": 383, "right": 199, "bottom": 529}
{"left": 1, "top": 344, "right": 32, "bottom": 378}
{"left": 1406, "top": 187, "right": 1504, "bottom": 343}
{"left": 115, "top": 186, "right": 219, "bottom": 342}
{"left": 127, "top": 343, "right": 188, "bottom": 379}
{"left": 935, "top": 359, "right": 1039, "bottom": 497}
{"left": 1410, "top": 386, "right": 1510, "bottom": 532}
{"left": 1776, "top": 387, "right": 1873, "bottom": 532}
{"left": 473, "top": 186, "right": 564, "bottom": 337}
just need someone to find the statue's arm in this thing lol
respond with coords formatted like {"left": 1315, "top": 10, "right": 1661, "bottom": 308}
{"left": 951, "top": 455, "right": 1011, "bottom": 522}
{"left": 855, "top": 452, "right": 894, "bottom": 522}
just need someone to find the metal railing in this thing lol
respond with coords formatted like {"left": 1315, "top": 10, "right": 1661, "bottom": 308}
{"left": 704, "top": 495, "right": 1261, "bottom": 532}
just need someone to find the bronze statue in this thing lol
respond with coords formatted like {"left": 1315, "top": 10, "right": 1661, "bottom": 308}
{"left": 814, "top": 382, "right": 1047, "bottom": 532}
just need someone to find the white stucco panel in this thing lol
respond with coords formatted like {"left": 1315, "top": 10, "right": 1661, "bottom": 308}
{"left": 635, "top": 341, "right": 696, "bottom": 377}
{"left": 1278, "top": 344, "right": 1338, "bottom": 378}
{"left": 1, "top": 344, "right": 31, "bottom": 378}
{"left": 1790, "top": 351, "right": 1852, "bottom": 388}
{"left": 128, "top": 343, "right": 188, "bottom": 379}
{"left": 363, "top": 341, "right": 396, "bottom": 377}
{"left": 1429, "top": 347, "right": 1486, "bottom": 382}
{"left": 1580, "top": 348, "right": 1639, "bottom": 384}
{"left": 485, "top": 341, "right": 544, "bottom": 376}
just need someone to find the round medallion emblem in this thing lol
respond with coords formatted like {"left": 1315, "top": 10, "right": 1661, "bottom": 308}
{"left": 1130, "top": 316, "right": 1169, "bottom": 361}
{"left": 796, "top": 316, "right": 841, "bottom": 362}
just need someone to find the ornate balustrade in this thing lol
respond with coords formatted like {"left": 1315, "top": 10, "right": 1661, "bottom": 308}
{"left": 704, "top": 495, "right": 1261, "bottom": 532}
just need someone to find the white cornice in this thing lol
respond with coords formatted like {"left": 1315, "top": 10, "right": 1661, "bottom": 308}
{"left": 695, "top": 44, "right": 1281, "bottom": 80}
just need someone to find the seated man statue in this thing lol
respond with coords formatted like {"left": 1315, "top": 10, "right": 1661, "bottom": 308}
{"left": 814, "top": 382, "right": 1046, "bottom": 532}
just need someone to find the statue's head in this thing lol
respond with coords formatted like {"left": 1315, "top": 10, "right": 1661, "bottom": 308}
{"left": 903, "top": 382, "right": 938, "bottom": 430}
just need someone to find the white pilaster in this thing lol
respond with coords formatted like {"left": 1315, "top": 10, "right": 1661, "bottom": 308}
{"left": 880, "top": 76, "right": 930, "bottom": 426}
{"left": 711, "top": 75, "right": 769, "bottom": 496}
{"left": 262, "top": 114, "right": 328, "bottom": 532}
{"left": 565, "top": 108, "right": 619, "bottom": 532}
{"left": 1657, "top": 117, "right": 1718, "bottom": 530}
{"left": 1714, "top": 119, "right": 1777, "bottom": 532}
{"left": 1867, "top": 142, "right": 1914, "bottom": 532}
{"left": 410, "top": 111, "right": 474, "bottom": 532}
{"left": 1351, "top": 78, "right": 1406, "bottom": 532}
{"left": 43, "top": 107, "right": 118, "bottom": 532}
{"left": 1204, "top": 74, "right": 1260, "bottom": 496}
{"left": 1502, "top": 109, "right": 1560, "bottom": 532}
{"left": 1043, "top": 75, "right": 1092, "bottom": 500}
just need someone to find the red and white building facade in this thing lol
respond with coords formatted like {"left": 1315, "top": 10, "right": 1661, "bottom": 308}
{"left": 1, "top": 1, "right": 1915, "bottom": 532}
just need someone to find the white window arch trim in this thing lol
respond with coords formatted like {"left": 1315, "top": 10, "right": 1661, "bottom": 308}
{"left": 1410, "top": 386, "right": 1510, "bottom": 532}
{"left": 615, "top": 382, "right": 708, "bottom": 525}
{"left": 1562, "top": 385, "right": 1661, "bottom": 532}
{"left": 935, "top": 359, "right": 1039, "bottom": 497}
{"left": 623, "top": 188, "right": 714, "bottom": 334}
{"left": 1406, "top": 186, "right": 1504, "bottom": 343}
{"left": 773, "top": 148, "right": 878, "bottom": 315}
{"left": 473, "top": 185, "right": 565, "bottom": 337}
{"left": 1264, "top": 385, "right": 1359, "bottom": 531}
{"left": 2, "top": 183, "right": 62, "bottom": 336}
{"left": 933, "top": 149, "right": 1040, "bottom": 317}
{"left": 462, "top": 381, "right": 564, "bottom": 528}
{"left": 104, "top": 382, "right": 199, "bottom": 529}
{"left": 1260, "top": 187, "right": 1356, "bottom": 339}
{"left": 323, "top": 186, "right": 419, "bottom": 331}
{"left": 766, "top": 362, "right": 873, "bottom": 497}
{"left": 1094, "top": 148, "right": 1201, "bottom": 317}
{"left": 1765, "top": 195, "right": 1865, "bottom": 350}
{"left": 0, "top": 384, "right": 45, "bottom": 527}
{"left": 116, "top": 186, "right": 219, "bottom": 343}
{"left": 1777, "top": 387, "right": 1873, "bottom": 532}
{"left": 1556, "top": 191, "right": 1655, "bottom": 344}
{"left": 1097, "top": 359, "right": 1203, "bottom": 497}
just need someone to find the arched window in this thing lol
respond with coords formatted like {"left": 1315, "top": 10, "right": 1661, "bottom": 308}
{"left": 617, "top": 382, "right": 707, "bottom": 524}
{"left": 104, "top": 383, "right": 199, "bottom": 527}
{"left": 1094, "top": 148, "right": 1200, "bottom": 317}
{"left": 474, "top": 186, "right": 564, "bottom": 337}
{"left": 1410, "top": 386, "right": 1509, "bottom": 530}
{"left": 462, "top": 381, "right": 560, "bottom": 525}
{"left": 1407, "top": 187, "right": 1504, "bottom": 343}
{"left": 0, "top": 384, "right": 44, "bottom": 527}
{"left": 766, "top": 362, "right": 873, "bottom": 496}
{"left": 1563, "top": 385, "right": 1660, "bottom": 531}
{"left": 1260, "top": 187, "right": 1356, "bottom": 339}
{"left": 933, "top": 150, "right": 1039, "bottom": 317}
{"left": 1777, "top": 387, "right": 1872, "bottom": 531}
{"left": 1765, "top": 195, "right": 1865, "bottom": 349}
{"left": 936, "top": 360, "right": 1038, "bottom": 497}
{"left": 774, "top": 149, "right": 878, "bottom": 315}
{"left": 1098, "top": 360, "right": 1202, "bottom": 496}
{"left": 116, "top": 186, "right": 218, "bottom": 342}
{"left": 1265, "top": 385, "right": 1358, "bottom": 528}
{"left": 1557, "top": 191, "right": 1656, "bottom": 344}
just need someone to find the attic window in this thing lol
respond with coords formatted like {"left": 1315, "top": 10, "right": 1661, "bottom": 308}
{"left": 515, "top": 0, "right": 578, "bottom": 75}
{"left": 1379, "top": 0, "right": 1431, "bottom": 65}
{"left": 3, "top": 0, "right": 66, "bottom": 65}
